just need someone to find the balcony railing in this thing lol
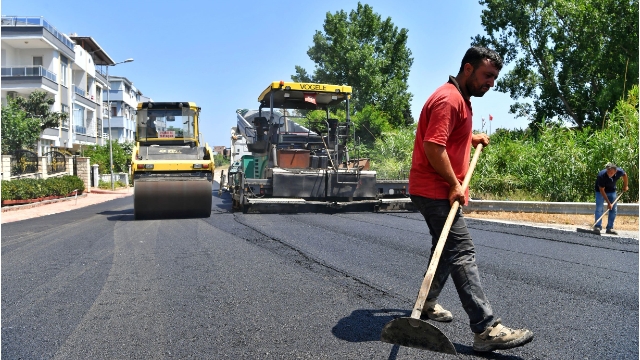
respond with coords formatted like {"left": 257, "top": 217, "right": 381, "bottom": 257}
{"left": 1, "top": 16, "right": 75, "bottom": 51}
{"left": 73, "top": 85, "right": 86, "bottom": 97}
{"left": 1, "top": 66, "right": 57, "bottom": 82}
{"left": 75, "top": 125, "right": 87, "bottom": 135}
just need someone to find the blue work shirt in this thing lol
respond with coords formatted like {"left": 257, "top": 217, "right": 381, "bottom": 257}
{"left": 594, "top": 168, "right": 626, "bottom": 193}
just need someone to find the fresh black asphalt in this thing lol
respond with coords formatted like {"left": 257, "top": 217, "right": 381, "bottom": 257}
{"left": 2, "top": 191, "right": 637, "bottom": 359}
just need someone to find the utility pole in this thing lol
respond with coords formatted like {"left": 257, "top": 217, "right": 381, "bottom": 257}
{"left": 105, "top": 58, "right": 133, "bottom": 190}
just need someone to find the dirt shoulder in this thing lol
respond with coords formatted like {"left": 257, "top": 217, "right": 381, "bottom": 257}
{"left": 464, "top": 210, "right": 639, "bottom": 231}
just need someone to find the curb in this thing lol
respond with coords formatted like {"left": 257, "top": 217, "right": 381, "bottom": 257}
{"left": 91, "top": 188, "right": 132, "bottom": 195}
{"left": 1, "top": 193, "right": 89, "bottom": 212}
{"left": 1, "top": 188, "right": 133, "bottom": 213}
{"left": 466, "top": 199, "right": 639, "bottom": 216}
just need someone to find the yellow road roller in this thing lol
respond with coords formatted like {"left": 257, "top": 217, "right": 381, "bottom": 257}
{"left": 131, "top": 102, "right": 214, "bottom": 219}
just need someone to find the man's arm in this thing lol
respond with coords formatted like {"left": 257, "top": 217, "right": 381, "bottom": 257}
{"left": 423, "top": 141, "right": 464, "bottom": 206}
{"left": 599, "top": 186, "right": 613, "bottom": 210}
{"left": 622, "top": 173, "right": 629, "bottom": 192}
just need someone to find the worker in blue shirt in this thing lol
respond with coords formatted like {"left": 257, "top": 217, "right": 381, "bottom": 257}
{"left": 594, "top": 162, "right": 629, "bottom": 234}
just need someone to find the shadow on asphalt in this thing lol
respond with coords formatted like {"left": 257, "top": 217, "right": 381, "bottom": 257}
{"left": 332, "top": 308, "right": 526, "bottom": 359}
{"left": 451, "top": 344, "right": 527, "bottom": 359}
{"left": 331, "top": 309, "right": 411, "bottom": 342}
{"left": 97, "top": 209, "right": 135, "bottom": 221}
{"left": 332, "top": 309, "right": 411, "bottom": 343}
{"left": 213, "top": 190, "right": 233, "bottom": 212}
{"left": 98, "top": 209, "right": 220, "bottom": 221}
{"left": 95, "top": 190, "right": 233, "bottom": 220}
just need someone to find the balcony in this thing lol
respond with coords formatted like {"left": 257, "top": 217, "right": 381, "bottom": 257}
{"left": 95, "top": 69, "right": 108, "bottom": 83}
{"left": 72, "top": 84, "right": 97, "bottom": 108}
{"left": 1, "top": 66, "right": 58, "bottom": 92}
{"left": 73, "top": 85, "right": 86, "bottom": 97}
{"left": 1, "top": 16, "right": 75, "bottom": 51}
{"left": 74, "top": 125, "right": 87, "bottom": 135}
{"left": 2, "top": 66, "right": 57, "bottom": 82}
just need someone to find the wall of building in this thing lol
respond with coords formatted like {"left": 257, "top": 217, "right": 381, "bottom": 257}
{"left": 1, "top": 45, "right": 17, "bottom": 65}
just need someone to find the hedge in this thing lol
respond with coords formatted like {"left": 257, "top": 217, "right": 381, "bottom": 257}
{"left": 1, "top": 175, "right": 85, "bottom": 201}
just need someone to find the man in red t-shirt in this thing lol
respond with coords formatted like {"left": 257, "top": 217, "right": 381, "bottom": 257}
{"left": 409, "top": 47, "right": 534, "bottom": 352}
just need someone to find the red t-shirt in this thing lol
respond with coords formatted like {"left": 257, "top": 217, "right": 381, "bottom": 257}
{"left": 409, "top": 78, "right": 473, "bottom": 204}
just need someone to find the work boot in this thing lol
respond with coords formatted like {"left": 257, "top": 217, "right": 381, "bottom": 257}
{"left": 593, "top": 225, "right": 602, "bottom": 232}
{"left": 473, "top": 319, "right": 534, "bottom": 352}
{"left": 422, "top": 299, "right": 453, "bottom": 322}
{"left": 606, "top": 228, "right": 618, "bottom": 235}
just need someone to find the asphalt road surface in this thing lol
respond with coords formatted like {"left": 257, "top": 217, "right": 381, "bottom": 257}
{"left": 2, "top": 189, "right": 638, "bottom": 359}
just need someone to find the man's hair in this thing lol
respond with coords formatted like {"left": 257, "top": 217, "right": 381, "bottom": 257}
{"left": 458, "top": 46, "right": 503, "bottom": 74}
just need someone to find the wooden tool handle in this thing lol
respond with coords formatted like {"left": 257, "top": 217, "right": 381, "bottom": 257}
{"left": 592, "top": 191, "right": 625, "bottom": 227}
{"left": 411, "top": 144, "right": 484, "bottom": 319}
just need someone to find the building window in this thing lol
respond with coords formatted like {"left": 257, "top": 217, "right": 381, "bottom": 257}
{"left": 61, "top": 104, "right": 69, "bottom": 128}
{"left": 60, "top": 56, "right": 68, "bottom": 86}
{"left": 33, "top": 56, "right": 43, "bottom": 66}
{"left": 73, "top": 105, "right": 86, "bottom": 134}
{"left": 40, "top": 139, "right": 56, "bottom": 154}
{"left": 111, "top": 106, "right": 117, "bottom": 117}
{"left": 40, "top": 139, "right": 54, "bottom": 155}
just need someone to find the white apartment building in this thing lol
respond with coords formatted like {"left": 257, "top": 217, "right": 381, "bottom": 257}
{"left": 1, "top": 16, "right": 144, "bottom": 155}
{"left": 104, "top": 76, "right": 143, "bottom": 143}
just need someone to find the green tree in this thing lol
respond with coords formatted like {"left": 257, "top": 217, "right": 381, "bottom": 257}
{"left": 1, "top": 99, "right": 42, "bottom": 154}
{"left": 350, "top": 104, "right": 392, "bottom": 145}
{"left": 214, "top": 153, "right": 230, "bottom": 167}
{"left": 84, "top": 141, "right": 134, "bottom": 174}
{"left": 293, "top": 2, "right": 414, "bottom": 127}
{"left": 473, "top": 0, "right": 639, "bottom": 129}
{"left": 13, "top": 90, "right": 68, "bottom": 130}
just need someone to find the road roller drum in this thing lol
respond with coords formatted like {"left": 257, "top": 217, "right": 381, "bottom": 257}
{"left": 134, "top": 177, "right": 212, "bottom": 220}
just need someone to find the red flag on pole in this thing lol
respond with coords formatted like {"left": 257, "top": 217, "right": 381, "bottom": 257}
{"left": 489, "top": 114, "right": 493, "bottom": 121}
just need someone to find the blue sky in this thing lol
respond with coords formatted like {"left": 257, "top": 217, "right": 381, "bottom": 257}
{"left": 3, "top": 0, "right": 530, "bottom": 148}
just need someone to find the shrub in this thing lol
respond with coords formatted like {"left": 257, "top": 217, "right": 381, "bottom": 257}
{"left": 98, "top": 180, "right": 111, "bottom": 189}
{"left": 1, "top": 175, "right": 85, "bottom": 201}
{"left": 1, "top": 181, "right": 16, "bottom": 200}
{"left": 469, "top": 86, "right": 638, "bottom": 202}
{"left": 370, "top": 125, "right": 415, "bottom": 179}
{"left": 61, "top": 175, "right": 85, "bottom": 195}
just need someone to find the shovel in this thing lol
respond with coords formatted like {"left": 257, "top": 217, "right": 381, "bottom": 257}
{"left": 576, "top": 191, "right": 624, "bottom": 235}
{"left": 381, "top": 144, "right": 484, "bottom": 355}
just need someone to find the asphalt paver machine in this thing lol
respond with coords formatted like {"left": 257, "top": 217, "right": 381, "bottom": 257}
{"left": 228, "top": 81, "right": 412, "bottom": 213}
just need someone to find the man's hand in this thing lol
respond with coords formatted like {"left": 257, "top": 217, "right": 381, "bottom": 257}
{"left": 448, "top": 183, "right": 465, "bottom": 206}
{"left": 424, "top": 141, "right": 463, "bottom": 206}
{"left": 472, "top": 133, "right": 490, "bottom": 148}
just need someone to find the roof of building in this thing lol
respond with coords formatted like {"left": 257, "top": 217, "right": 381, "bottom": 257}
{"left": 69, "top": 36, "right": 115, "bottom": 65}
